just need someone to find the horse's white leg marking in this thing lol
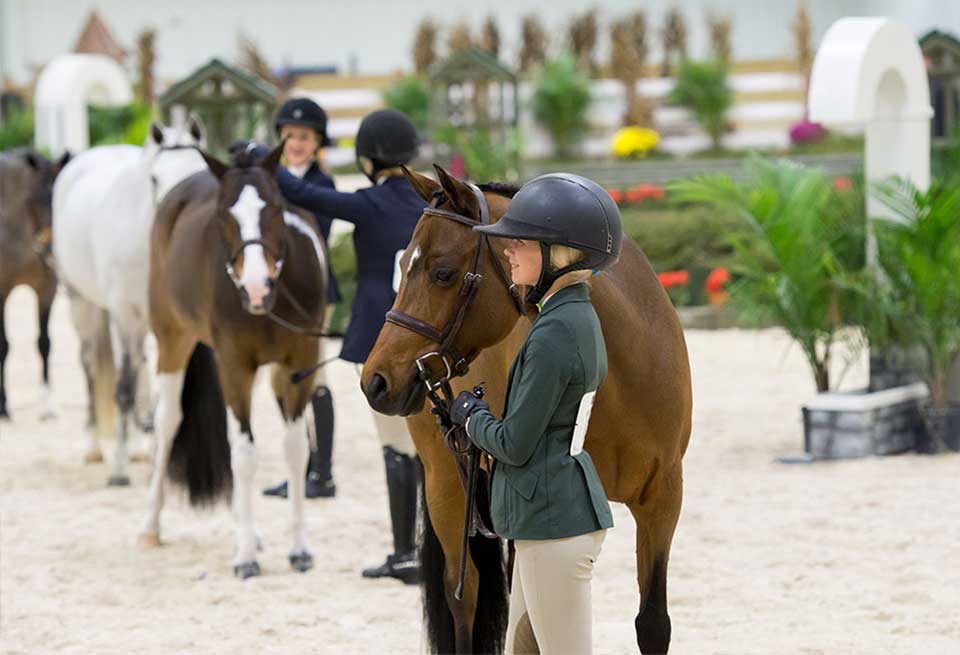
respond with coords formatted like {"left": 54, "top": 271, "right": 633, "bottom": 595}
{"left": 139, "top": 371, "right": 185, "bottom": 540}
{"left": 228, "top": 408, "right": 258, "bottom": 566}
{"left": 230, "top": 186, "right": 270, "bottom": 307}
{"left": 284, "top": 413, "right": 312, "bottom": 557}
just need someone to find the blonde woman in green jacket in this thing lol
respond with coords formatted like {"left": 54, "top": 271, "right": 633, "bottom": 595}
{"left": 450, "top": 173, "right": 623, "bottom": 655}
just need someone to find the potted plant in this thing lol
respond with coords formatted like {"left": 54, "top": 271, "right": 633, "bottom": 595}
{"left": 669, "top": 156, "right": 866, "bottom": 392}
{"left": 668, "top": 60, "right": 732, "bottom": 152}
{"left": 670, "top": 158, "right": 932, "bottom": 459}
{"left": 858, "top": 178, "right": 960, "bottom": 452}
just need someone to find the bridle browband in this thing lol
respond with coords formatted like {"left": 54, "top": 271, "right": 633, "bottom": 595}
{"left": 384, "top": 183, "right": 525, "bottom": 392}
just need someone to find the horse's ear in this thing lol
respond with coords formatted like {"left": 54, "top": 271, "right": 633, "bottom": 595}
{"left": 402, "top": 165, "right": 441, "bottom": 202}
{"left": 200, "top": 150, "right": 229, "bottom": 180}
{"left": 433, "top": 164, "right": 479, "bottom": 218}
{"left": 22, "top": 151, "right": 42, "bottom": 170}
{"left": 259, "top": 140, "right": 285, "bottom": 175}
{"left": 56, "top": 151, "right": 71, "bottom": 171}
{"left": 150, "top": 122, "right": 164, "bottom": 145}
{"left": 187, "top": 115, "right": 204, "bottom": 144}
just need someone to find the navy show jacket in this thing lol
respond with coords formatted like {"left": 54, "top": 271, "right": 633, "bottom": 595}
{"left": 276, "top": 167, "right": 426, "bottom": 363}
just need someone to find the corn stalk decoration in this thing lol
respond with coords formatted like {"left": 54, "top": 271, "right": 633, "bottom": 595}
{"left": 660, "top": 6, "right": 688, "bottom": 77}
{"left": 519, "top": 15, "right": 548, "bottom": 73}
{"left": 413, "top": 19, "right": 438, "bottom": 74}
{"left": 707, "top": 13, "right": 733, "bottom": 67}
{"left": 239, "top": 34, "right": 283, "bottom": 89}
{"left": 793, "top": 2, "right": 814, "bottom": 118}
{"left": 135, "top": 29, "right": 156, "bottom": 106}
{"left": 610, "top": 14, "right": 653, "bottom": 127}
{"left": 481, "top": 16, "right": 500, "bottom": 57}
{"left": 448, "top": 21, "right": 474, "bottom": 54}
{"left": 568, "top": 9, "right": 599, "bottom": 76}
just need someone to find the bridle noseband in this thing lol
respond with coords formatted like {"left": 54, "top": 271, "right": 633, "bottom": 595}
{"left": 384, "top": 184, "right": 525, "bottom": 393}
{"left": 224, "top": 237, "right": 286, "bottom": 291}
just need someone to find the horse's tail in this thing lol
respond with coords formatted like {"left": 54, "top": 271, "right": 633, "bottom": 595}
{"left": 91, "top": 307, "right": 116, "bottom": 438}
{"left": 167, "top": 343, "right": 232, "bottom": 507}
{"left": 421, "top": 483, "right": 509, "bottom": 654}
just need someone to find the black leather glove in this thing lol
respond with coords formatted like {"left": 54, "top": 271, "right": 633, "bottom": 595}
{"left": 450, "top": 390, "right": 489, "bottom": 427}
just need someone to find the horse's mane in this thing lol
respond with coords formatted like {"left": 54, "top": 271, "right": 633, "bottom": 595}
{"left": 430, "top": 181, "right": 521, "bottom": 207}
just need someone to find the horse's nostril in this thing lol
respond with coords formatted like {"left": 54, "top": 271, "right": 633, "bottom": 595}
{"left": 369, "top": 373, "right": 388, "bottom": 400}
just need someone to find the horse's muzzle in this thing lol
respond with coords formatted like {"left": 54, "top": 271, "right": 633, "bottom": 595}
{"left": 362, "top": 369, "right": 426, "bottom": 416}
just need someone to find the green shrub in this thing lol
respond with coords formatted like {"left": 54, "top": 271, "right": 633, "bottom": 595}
{"left": 433, "top": 125, "right": 519, "bottom": 182}
{"left": 326, "top": 232, "right": 358, "bottom": 335}
{"left": 668, "top": 60, "right": 732, "bottom": 151}
{"left": 88, "top": 102, "right": 152, "bottom": 146}
{"left": 382, "top": 76, "right": 430, "bottom": 133}
{"left": 531, "top": 53, "right": 591, "bottom": 158}
{"left": 0, "top": 107, "right": 34, "bottom": 150}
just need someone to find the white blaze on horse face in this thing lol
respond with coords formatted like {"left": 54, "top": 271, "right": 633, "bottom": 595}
{"left": 283, "top": 211, "right": 325, "bottom": 272}
{"left": 230, "top": 185, "right": 271, "bottom": 308}
{"left": 393, "top": 244, "right": 420, "bottom": 292}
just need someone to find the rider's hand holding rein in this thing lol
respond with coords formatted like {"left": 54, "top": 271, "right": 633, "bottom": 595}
{"left": 459, "top": 174, "right": 624, "bottom": 655}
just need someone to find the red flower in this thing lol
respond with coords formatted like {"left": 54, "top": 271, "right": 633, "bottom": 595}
{"left": 658, "top": 270, "right": 690, "bottom": 289}
{"left": 705, "top": 267, "right": 730, "bottom": 293}
{"left": 625, "top": 186, "right": 644, "bottom": 203}
{"left": 833, "top": 176, "right": 853, "bottom": 191}
{"left": 607, "top": 188, "right": 623, "bottom": 204}
{"left": 636, "top": 183, "right": 666, "bottom": 201}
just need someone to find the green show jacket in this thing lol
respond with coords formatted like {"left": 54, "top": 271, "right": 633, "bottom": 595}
{"left": 466, "top": 283, "right": 615, "bottom": 540}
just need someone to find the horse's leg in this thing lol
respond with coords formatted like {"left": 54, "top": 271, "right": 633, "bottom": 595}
{"left": 66, "top": 289, "right": 113, "bottom": 462}
{"left": 133, "top": 327, "right": 154, "bottom": 434}
{"left": 274, "top": 365, "right": 314, "bottom": 573}
{"left": 0, "top": 291, "right": 9, "bottom": 419}
{"left": 136, "top": 335, "right": 193, "bottom": 548}
{"left": 409, "top": 411, "right": 482, "bottom": 653}
{"left": 628, "top": 465, "right": 684, "bottom": 655}
{"left": 220, "top": 361, "right": 260, "bottom": 579}
{"left": 106, "top": 316, "right": 139, "bottom": 486}
{"left": 35, "top": 277, "right": 57, "bottom": 420}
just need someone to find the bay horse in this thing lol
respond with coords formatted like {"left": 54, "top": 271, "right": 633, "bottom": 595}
{"left": 0, "top": 149, "right": 70, "bottom": 420}
{"left": 52, "top": 119, "right": 206, "bottom": 484}
{"left": 136, "top": 144, "right": 327, "bottom": 579}
{"left": 361, "top": 166, "right": 692, "bottom": 653}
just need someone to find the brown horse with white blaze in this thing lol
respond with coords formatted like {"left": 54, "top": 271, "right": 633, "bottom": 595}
{"left": 136, "top": 144, "right": 327, "bottom": 578}
{"left": 361, "top": 166, "right": 692, "bottom": 653}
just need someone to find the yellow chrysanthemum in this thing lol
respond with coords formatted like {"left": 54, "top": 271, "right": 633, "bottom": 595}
{"left": 612, "top": 127, "right": 660, "bottom": 159}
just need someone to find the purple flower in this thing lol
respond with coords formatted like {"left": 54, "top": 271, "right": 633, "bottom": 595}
{"left": 789, "top": 121, "right": 827, "bottom": 144}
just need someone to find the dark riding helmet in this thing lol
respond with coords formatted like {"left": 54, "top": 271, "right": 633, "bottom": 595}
{"left": 473, "top": 173, "right": 623, "bottom": 304}
{"left": 275, "top": 97, "right": 333, "bottom": 147}
{"left": 355, "top": 109, "right": 419, "bottom": 175}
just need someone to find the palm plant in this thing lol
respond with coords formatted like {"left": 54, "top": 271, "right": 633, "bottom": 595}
{"left": 669, "top": 157, "right": 866, "bottom": 392}
{"left": 865, "top": 179, "right": 960, "bottom": 413}
{"left": 668, "top": 59, "right": 732, "bottom": 151}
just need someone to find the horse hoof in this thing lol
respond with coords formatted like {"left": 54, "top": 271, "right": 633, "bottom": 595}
{"left": 138, "top": 416, "right": 155, "bottom": 434}
{"left": 107, "top": 475, "right": 131, "bottom": 487}
{"left": 83, "top": 451, "right": 104, "bottom": 464}
{"left": 234, "top": 561, "right": 261, "bottom": 579}
{"left": 289, "top": 552, "right": 314, "bottom": 573}
{"left": 136, "top": 532, "right": 162, "bottom": 549}
{"left": 129, "top": 451, "right": 152, "bottom": 464}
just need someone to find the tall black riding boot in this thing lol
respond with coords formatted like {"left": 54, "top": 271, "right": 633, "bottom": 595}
{"left": 305, "top": 385, "right": 336, "bottom": 498}
{"left": 263, "top": 385, "right": 336, "bottom": 499}
{"left": 362, "top": 446, "right": 421, "bottom": 584}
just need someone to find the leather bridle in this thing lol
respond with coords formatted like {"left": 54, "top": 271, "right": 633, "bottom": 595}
{"left": 384, "top": 183, "right": 525, "bottom": 394}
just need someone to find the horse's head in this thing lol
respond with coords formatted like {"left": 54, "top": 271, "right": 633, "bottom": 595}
{"left": 361, "top": 165, "right": 525, "bottom": 416}
{"left": 200, "top": 143, "right": 288, "bottom": 315}
{"left": 144, "top": 116, "right": 206, "bottom": 203}
{"left": 22, "top": 150, "right": 71, "bottom": 260}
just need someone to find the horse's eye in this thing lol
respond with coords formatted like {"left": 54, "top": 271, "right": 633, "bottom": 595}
{"left": 433, "top": 268, "right": 456, "bottom": 284}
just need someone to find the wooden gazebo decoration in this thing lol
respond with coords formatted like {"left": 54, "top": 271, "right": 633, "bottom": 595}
{"left": 159, "top": 58, "right": 279, "bottom": 157}
{"left": 429, "top": 48, "right": 520, "bottom": 178}
{"left": 920, "top": 30, "right": 960, "bottom": 139}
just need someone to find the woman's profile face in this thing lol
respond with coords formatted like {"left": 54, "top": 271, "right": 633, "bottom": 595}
{"left": 280, "top": 125, "right": 320, "bottom": 167}
{"left": 504, "top": 238, "right": 542, "bottom": 286}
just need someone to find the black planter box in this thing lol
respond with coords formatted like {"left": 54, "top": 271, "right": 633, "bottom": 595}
{"left": 802, "top": 383, "right": 928, "bottom": 459}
